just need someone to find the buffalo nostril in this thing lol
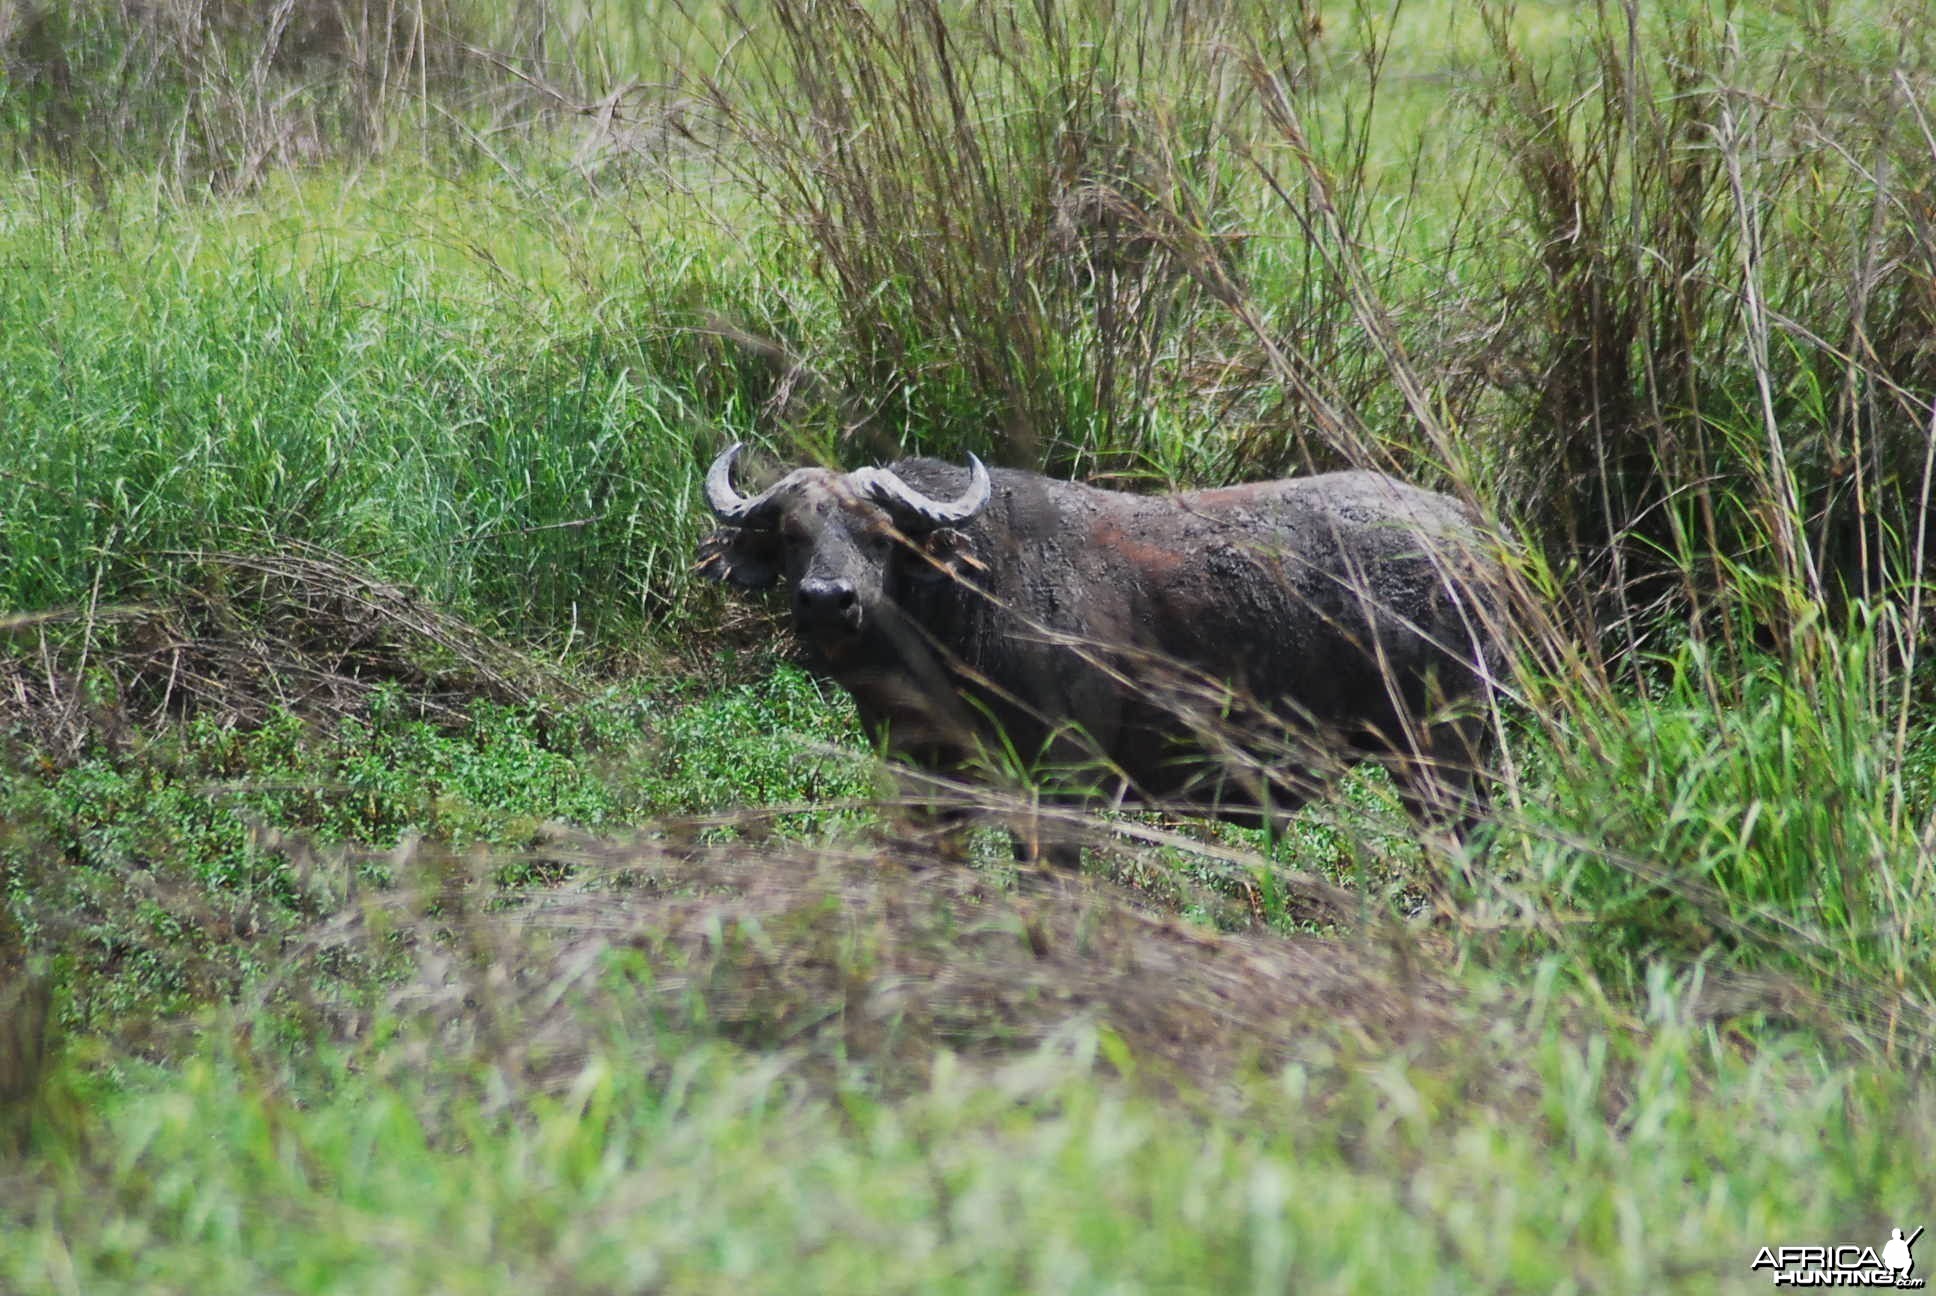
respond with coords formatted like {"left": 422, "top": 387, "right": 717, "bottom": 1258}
{"left": 795, "top": 579, "right": 859, "bottom": 628}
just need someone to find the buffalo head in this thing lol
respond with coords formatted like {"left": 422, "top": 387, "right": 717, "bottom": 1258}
{"left": 695, "top": 443, "right": 991, "bottom": 651}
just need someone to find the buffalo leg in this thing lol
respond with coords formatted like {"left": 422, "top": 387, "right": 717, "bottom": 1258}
{"left": 1009, "top": 793, "right": 1085, "bottom": 870}
{"left": 1386, "top": 714, "right": 1493, "bottom": 842}
{"left": 1010, "top": 828, "right": 1083, "bottom": 871}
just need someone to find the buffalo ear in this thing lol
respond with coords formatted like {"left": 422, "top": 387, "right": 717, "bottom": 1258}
{"left": 695, "top": 527, "right": 781, "bottom": 590}
{"left": 907, "top": 527, "right": 986, "bottom": 584}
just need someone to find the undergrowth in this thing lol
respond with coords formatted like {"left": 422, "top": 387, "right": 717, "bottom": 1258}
{"left": 4, "top": 0, "right": 1936, "bottom": 1290}
{"left": 0, "top": 663, "right": 862, "bottom": 1032}
{"left": 8, "top": 969, "right": 1932, "bottom": 1295}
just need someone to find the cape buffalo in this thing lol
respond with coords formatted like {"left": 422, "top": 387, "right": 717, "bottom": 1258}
{"left": 696, "top": 445, "right": 1508, "bottom": 864}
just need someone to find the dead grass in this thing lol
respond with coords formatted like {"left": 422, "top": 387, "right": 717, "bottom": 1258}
{"left": 1, "top": 542, "right": 571, "bottom": 761}
{"left": 270, "top": 826, "right": 1506, "bottom": 1113}
{"left": 0, "top": 0, "right": 506, "bottom": 184}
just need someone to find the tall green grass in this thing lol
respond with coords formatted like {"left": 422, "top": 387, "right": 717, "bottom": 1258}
{"left": 7, "top": 0, "right": 1934, "bottom": 640}
{"left": 0, "top": 169, "right": 758, "bottom": 640}
{"left": 1479, "top": 621, "right": 1936, "bottom": 1020}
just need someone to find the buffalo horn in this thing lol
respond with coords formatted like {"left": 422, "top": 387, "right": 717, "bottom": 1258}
{"left": 704, "top": 442, "right": 794, "bottom": 526}
{"left": 851, "top": 455, "right": 991, "bottom": 529}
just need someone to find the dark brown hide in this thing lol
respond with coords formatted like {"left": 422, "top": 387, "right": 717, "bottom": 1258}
{"left": 697, "top": 456, "right": 1508, "bottom": 855}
